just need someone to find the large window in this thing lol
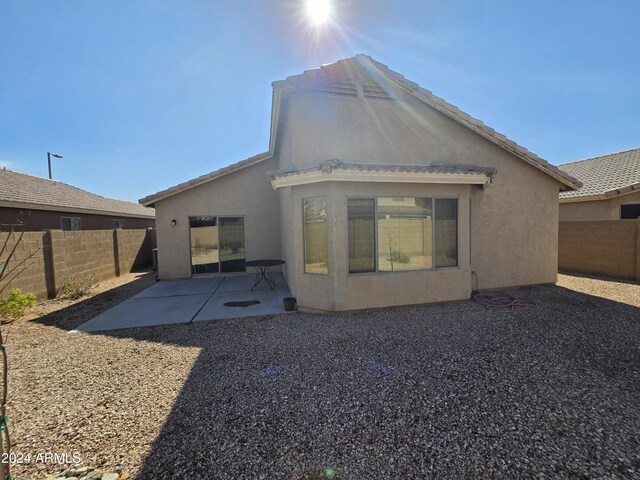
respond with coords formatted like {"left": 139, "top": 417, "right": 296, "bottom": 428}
{"left": 348, "top": 197, "right": 458, "bottom": 274}
{"left": 303, "top": 197, "right": 328, "bottom": 274}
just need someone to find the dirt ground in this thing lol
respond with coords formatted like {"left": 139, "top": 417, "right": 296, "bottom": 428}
{"left": 557, "top": 273, "right": 640, "bottom": 307}
{"left": 4, "top": 271, "right": 640, "bottom": 479}
{"left": 19, "top": 269, "right": 158, "bottom": 330}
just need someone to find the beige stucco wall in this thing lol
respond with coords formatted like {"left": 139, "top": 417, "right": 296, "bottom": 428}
{"left": 559, "top": 190, "right": 640, "bottom": 221}
{"left": 151, "top": 81, "right": 564, "bottom": 308}
{"left": 154, "top": 157, "right": 281, "bottom": 279}
{"left": 276, "top": 89, "right": 561, "bottom": 301}
{"left": 279, "top": 186, "right": 298, "bottom": 294}
{"left": 284, "top": 182, "right": 471, "bottom": 311}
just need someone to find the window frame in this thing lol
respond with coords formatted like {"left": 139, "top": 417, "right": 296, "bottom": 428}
{"left": 302, "top": 196, "right": 329, "bottom": 275}
{"left": 347, "top": 195, "right": 460, "bottom": 275}
{"left": 60, "top": 216, "right": 81, "bottom": 231}
{"left": 113, "top": 219, "right": 126, "bottom": 229}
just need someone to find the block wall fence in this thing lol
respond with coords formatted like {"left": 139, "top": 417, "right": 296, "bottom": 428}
{"left": 558, "top": 220, "right": 640, "bottom": 281}
{"left": 0, "top": 228, "right": 156, "bottom": 299}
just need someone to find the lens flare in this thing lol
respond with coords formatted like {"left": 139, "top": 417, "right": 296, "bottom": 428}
{"left": 306, "top": 0, "right": 331, "bottom": 25}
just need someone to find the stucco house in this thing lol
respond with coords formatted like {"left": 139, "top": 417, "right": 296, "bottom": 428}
{"left": 558, "top": 148, "right": 640, "bottom": 221}
{"left": 140, "top": 55, "right": 580, "bottom": 312}
{"left": 0, "top": 168, "right": 155, "bottom": 231}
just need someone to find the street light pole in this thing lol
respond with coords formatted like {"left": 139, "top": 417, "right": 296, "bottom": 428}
{"left": 47, "top": 152, "right": 63, "bottom": 179}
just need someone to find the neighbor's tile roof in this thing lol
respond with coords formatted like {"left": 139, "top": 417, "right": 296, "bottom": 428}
{"left": 559, "top": 147, "right": 640, "bottom": 200}
{"left": 0, "top": 169, "right": 155, "bottom": 217}
{"left": 268, "top": 160, "right": 497, "bottom": 179}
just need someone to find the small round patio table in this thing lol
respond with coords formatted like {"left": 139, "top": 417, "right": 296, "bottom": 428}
{"left": 244, "top": 259, "right": 285, "bottom": 291}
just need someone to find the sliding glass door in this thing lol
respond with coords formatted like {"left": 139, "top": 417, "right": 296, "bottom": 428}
{"left": 219, "top": 217, "right": 246, "bottom": 273}
{"left": 189, "top": 216, "right": 245, "bottom": 274}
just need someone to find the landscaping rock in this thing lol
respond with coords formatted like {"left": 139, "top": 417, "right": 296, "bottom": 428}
{"left": 69, "top": 466, "right": 93, "bottom": 476}
{"left": 7, "top": 273, "right": 640, "bottom": 478}
{"left": 80, "top": 471, "right": 103, "bottom": 480}
{"left": 43, "top": 465, "right": 122, "bottom": 480}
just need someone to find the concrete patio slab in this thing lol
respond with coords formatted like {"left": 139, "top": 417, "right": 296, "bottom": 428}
{"left": 193, "top": 287, "right": 293, "bottom": 322}
{"left": 215, "top": 272, "right": 288, "bottom": 293}
{"left": 75, "top": 273, "right": 293, "bottom": 332}
{"left": 132, "top": 276, "right": 224, "bottom": 298}
{"left": 74, "top": 294, "right": 211, "bottom": 332}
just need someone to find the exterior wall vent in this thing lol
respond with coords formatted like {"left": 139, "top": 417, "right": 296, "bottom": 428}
{"left": 313, "top": 79, "right": 398, "bottom": 100}
{"left": 363, "top": 82, "right": 395, "bottom": 100}
{"left": 316, "top": 81, "right": 359, "bottom": 97}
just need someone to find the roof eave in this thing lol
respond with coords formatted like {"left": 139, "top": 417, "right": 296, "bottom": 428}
{"left": 604, "top": 182, "right": 640, "bottom": 198}
{"left": 0, "top": 200, "right": 155, "bottom": 219}
{"left": 560, "top": 182, "right": 640, "bottom": 203}
{"left": 559, "top": 195, "right": 607, "bottom": 204}
{"left": 139, "top": 152, "right": 272, "bottom": 207}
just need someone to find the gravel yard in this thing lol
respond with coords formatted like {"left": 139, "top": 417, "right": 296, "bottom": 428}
{"left": 6, "top": 273, "right": 640, "bottom": 479}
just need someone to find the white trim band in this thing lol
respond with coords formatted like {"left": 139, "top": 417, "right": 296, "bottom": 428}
{"left": 270, "top": 169, "right": 492, "bottom": 190}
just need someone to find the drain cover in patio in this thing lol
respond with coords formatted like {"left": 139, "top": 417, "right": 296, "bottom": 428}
{"left": 224, "top": 300, "right": 261, "bottom": 307}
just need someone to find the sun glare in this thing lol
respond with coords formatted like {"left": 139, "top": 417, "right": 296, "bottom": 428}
{"left": 306, "top": 0, "right": 331, "bottom": 25}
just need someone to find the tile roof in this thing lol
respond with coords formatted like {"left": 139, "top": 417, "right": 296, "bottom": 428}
{"left": 140, "top": 55, "right": 581, "bottom": 205}
{"left": 558, "top": 147, "right": 640, "bottom": 200}
{"left": 0, "top": 169, "right": 155, "bottom": 218}
{"left": 272, "top": 54, "right": 581, "bottom": 191}
{"left": 268, "top": 160, "right": 497, "bottom": 179}
{"left": 139, "top": 152, "right": 271, "bottom": 206}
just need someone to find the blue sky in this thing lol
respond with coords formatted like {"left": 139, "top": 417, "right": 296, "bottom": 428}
{"left": 1, "top": 1, "right": 638, "bottom": 203}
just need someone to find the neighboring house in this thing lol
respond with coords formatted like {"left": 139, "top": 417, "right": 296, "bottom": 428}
{"left": 140, "top": 55, "right": 580, "bottom": 312}
{"left": 558, "top": 148, "right": 640, "bottom": 220}
{"left": 0, "top": 169, "right": 155, "bottom": 231}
